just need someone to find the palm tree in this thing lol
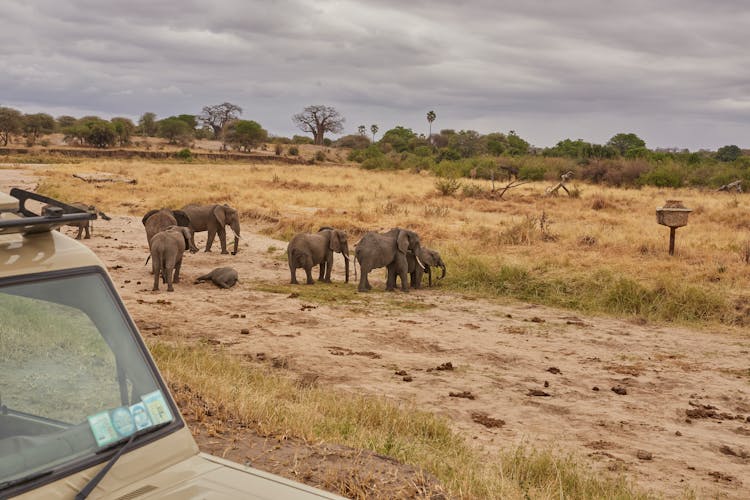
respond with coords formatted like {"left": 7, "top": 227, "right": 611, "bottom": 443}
{"left": 370, "top": 124, "right": 379, "bottom": 142}
{"left": 426, "top": 110, "right": 436, "bottom": 145}
{"left": 358, "top": 125, "right": 366, "bottom": 136}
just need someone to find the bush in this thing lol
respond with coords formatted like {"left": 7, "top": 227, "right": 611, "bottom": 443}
{"left": 435, "top": 178, "right": 462, "bottom": 196}
{"left": 335, "top": 134, "right": 371, "bottom": 149}
{"left": 314, "top": 150, "right": 326, "bottom": 162}
{"left": 175, "top": 148, "right": 192, "bottom": 161}
{"left": 638, "top": 164, "right": 684, "bottom": 188}
{"left": 360, "top": 157, "right": 392, "bottom": 170}
{"left": 288, "top": 146, "right": 299, "bottom": 156}
{"left": 518, "top": 164, "right": 546, "bottom": 181}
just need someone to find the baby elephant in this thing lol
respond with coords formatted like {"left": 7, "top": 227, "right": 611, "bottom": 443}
{"left": 406, "top": 247, "right": 447, "bottom": 288}
{"left": 194, "top": 267, "right": 239, "bottom": 289}
{"left": 150, "top": 226, "right": 192, "bottom": 292}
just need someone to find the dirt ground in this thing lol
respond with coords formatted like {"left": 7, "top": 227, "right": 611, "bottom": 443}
{"left": 3, "top": 168, "right": 750, "bottom": 499}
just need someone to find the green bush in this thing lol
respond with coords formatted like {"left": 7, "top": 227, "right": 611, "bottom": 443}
{"left": 435, "top": 177, "right": 462, "bottom": 196}
{"left": 175, "top": 148, "right": 192, "bottom": 161}
{"left": 288, "top": 146, "right": 299, "bottom": 156}
{"left": 638, "top": 164, "right": 684, "bottom": 187}
{"left": 518, "top": 164, "right": 547, "bottom": 181}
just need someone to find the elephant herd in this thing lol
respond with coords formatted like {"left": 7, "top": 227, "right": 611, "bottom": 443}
{"left": 287, "top": 226, "right": 446, "bottom": 293}
{"left": 142, "top": 203, "right": 241, "bottom": 291}
{"left": 61, "top": 200, "right": 445, "bottom": 294}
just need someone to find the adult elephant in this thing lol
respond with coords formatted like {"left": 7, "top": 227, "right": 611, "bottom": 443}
{"left": 355, "top": 227, "right": 422, "bottom": 292}
{"left": 150, "top": 226, "right": 193, "bottom": 292}
{"left": 42, "top": 202, "right": 111, "bottom": 240}
{"left": 287, "top": 228, "right": 350, "bottom": 284}
{"left": 406, "top": 247, "right": 446, "bottom": 288}
{"left": 142, "top": 208, "right": 195, "bottom": 251}
{"left": 181, "top": 204, "right": 241, "bottom": 254}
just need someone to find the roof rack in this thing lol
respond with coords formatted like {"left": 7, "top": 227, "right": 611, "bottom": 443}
{"left": 0, "top": 188, "right": 95, "bottom": 236}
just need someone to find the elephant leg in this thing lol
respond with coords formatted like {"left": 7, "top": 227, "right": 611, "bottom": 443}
{"left": 84, "top": 224, "right": 91, "bottom": 239}
{"left": 75, "top": 226, "right": 83, "bottom": 240}
{"left": 427, "top": 267, "right": 432, "bottom": 287}
{"left": 385, "top": 264, "right": 396, "bottom": 291}
{"left": 358, "top": 267, "right": 370, "bottom": 292}
{"left": 173, "top": 258, "right": 182, "bottom": 283}
{"left": 205, "top": 228, "right": 216, "bottom": 252}
{"left": 304, "top": 266, "right": 315, "bottom": 285}
{"left": 166, "top": 267, "right": 174, "bottom": 292}
{"left": 290, "top": 264, "right": 299, "bottom": 284}
{"left": 218, "top": 228, "right": 228, "bottom": 254}
{"left": 394, "top": 257, "right": 409, "bottom": 292}
{"left": 415, "top": 265, "right": 424, "bottom": 289}
{"left": 322, "top": 252, "right": 333, "bottom": 283}
{"left": 152, "top": 261, "right": 160, "bottom": 291}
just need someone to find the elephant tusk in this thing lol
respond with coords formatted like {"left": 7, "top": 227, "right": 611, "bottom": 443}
{"left": 415, "top": 253, "right": 426, "bottom": 272}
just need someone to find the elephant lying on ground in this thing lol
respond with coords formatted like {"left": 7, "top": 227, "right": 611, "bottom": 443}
{"left": 287, "top": 228, "right": 350, "bottom": 284}
{"left": 181, "top": 204, "right": 241, "bottom": 254}
{"left": 194, "top": 267, "right": 239, "bottom": 289}
{"left": 406, "top": 247, "right": 446, "bottom": 288}
{"left": 355, "top": 227, "right": 422, "bottom": 292}
{"left": 142, "top": 208, "right": 196, "bottom": 251}
{"left": 150, "top": 226, "right": 193, "bottom": 292}
{"left": 42, "top": 202, "right": 111, "bottom": 239}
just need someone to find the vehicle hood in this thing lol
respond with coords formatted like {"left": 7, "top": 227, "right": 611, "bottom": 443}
{"left": 107, "top": 453, "right": 344, "bottom": 500}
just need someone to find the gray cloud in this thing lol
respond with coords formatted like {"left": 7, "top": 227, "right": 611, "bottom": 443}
{"left": 1, "top": 0, "right": 749, "bottom": 149}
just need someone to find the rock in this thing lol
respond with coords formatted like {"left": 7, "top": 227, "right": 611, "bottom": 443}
{"left": 240, "top": 328, "right": 250, "bottom": 335}
{"left": 636, "top": 450, "right": 653, "bottom": 461}
{"left": 611, "top": 386, "right": 627, "bottom": 395}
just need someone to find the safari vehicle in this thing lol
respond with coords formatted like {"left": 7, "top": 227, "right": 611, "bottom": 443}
{"left": 0, "top": 189, "right": 342, "bottom": 499}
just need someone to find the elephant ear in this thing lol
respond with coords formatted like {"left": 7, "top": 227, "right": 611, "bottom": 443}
{"left": 397, "top": 230, "right": 409, "bottom": 254}
{"left": 329, "top": 231, "right": 342, "bottom": 252}
{"left": 141, "top": 209, "right": 160, "bottom": 226}
{"left": 213, "top": 205, "right": 227, "bottom": 226}
{"left": 172, "top": 209, "right": 191, "bottom": 227}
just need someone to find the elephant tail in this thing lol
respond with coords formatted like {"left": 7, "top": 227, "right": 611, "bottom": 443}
{"left": 353, "top": 253, "right": 359, "bottom": 282}
{"left": 145, "top": 254, "right": 151, "bottom": 266}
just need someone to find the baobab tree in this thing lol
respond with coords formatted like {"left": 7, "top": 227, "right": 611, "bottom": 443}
{"left": 426, "top": 110, "right": 436, "bottom": 144}
{"left": 292, "top": 105, "right": 345, "bottom": 145}
{"left": 199, "top": 102, "right": 243, "bottom": 138}
{"left": 370, "top": 124, "right": 379, "bottom": 142}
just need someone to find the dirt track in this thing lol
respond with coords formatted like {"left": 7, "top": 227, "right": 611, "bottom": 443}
{"left": 3, "top": 168, "right": 750, "bottom": 498}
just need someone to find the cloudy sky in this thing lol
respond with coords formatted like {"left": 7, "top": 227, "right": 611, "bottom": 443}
{"left": 2, "top": 0, "right": 748, "bottom": 150}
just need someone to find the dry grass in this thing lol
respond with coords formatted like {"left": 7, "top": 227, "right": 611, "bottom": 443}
{"left": 32, "top": 159, "right": 750, "bottom": 326}
{"left": 151, "top": 342, "right": 648, "bottom": 499}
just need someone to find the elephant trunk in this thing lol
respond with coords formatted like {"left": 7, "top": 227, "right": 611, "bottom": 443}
{"left": 232, "top": 235, "right": 239, "bottom": 255}
{"left": 343, "top": 252, "right": 350, "bottom": 283}
{"left": 439, "top": 263, "right": 446, "bottom": 280}
{"left": 231, "top": 220, "right": 241, "bottom": 255}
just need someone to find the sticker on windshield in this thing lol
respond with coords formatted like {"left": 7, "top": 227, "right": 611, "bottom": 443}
{"left": 129, "top": 402, "right": 153, "bottom": 430}
{"left": 87, "top": 411, "right": 119, "bottom": 447}
{"left": 110, "top": 406, "right": 136, "bottom": 438}
{"left": 141, "top": 390, "right": 172, "bottom": 425}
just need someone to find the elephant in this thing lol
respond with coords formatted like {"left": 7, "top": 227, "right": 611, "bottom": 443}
{"left": 181, "top": 204, "right": 241, "bottom": 254}
{"left": 194, "top": 267, "right": 239, "bottom": 289}
{"left": 287, "top": 228, "right": 350, "bottom": 284}
{"left": 142, "top": 208, "right": 195, "bottom": 250}
{"left": 42, "top": 202, "right": 111, "bottom": 239}
{"left": 354, "top": 227, "right": 422, "bottom": 292}
{"left": 150, "top": 226, "right": 193, "bottom": 292}
{"left": 406, "top": 247, "right": 447, "bottom": 288}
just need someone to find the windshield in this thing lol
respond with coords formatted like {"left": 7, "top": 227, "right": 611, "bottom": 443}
{"left": 0, "top": 270, "right": 176, "bottom": 487}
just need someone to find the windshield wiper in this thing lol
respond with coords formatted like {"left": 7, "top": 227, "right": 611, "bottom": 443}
{"left": 76, "top": 421, "right": 170, "bottom": 500}
{"left": 0, "top": 469, "right": 55, "bottom": 491}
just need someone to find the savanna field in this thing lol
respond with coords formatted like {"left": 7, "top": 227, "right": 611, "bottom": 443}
{"left": 3, "top": 154, "right": 750, "bottom": 499}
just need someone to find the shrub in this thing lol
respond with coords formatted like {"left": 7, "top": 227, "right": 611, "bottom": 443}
{"left": 288, "top": 146, "right": 299, "bottom": 156}
{"left": 314, "top": 150, "right": 326, "bottom": 162}
{"left": 638, "top": 164, "right": 684, "bottom": 188}
{"left": 518, "top": 164, "right": 546, "bottom": 181}
{"left": 435, "top": 178, "right": 462, "bottom": 196}
{"left": 175, "top": 148, "right": 192, "bottom": 161}
{"left": 361, "top": 157, "right": 392, "bottom": 170}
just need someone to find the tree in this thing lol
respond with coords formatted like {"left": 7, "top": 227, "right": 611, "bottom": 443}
{"left": 380, "top": 126, "right": 417, "bottom": 152}
{"left": 370, "top": 124, "right": 379, "bottom": 142}
{"left": 157, "top": 117, "right": 192, "bottom": 145}
{"left": 176, "top": 114, "right": 198, "bottom": 130}
{"left": 138, "top": 112, "right": 158, "bottom": 137}
{"left": 607, "top": 132, "right": 646, "bottom": 156}
{"left": 506, "top": 130, "right": 530, "bottom": 156}
{"left": 111, "top": 117, "right": 136, "bottom": 146}
{"left": 426, "top": 110, "right": 436, "bottom": 143}
{"left": 292, "top": 105, "right": 345, "bottom": 145}
{"left": 358, "top": 125, "right": 366, "bottom": 136}
{"left": 224, "top": 120, "right": 268, "bottom": 152}
{"left": 199, "top": 102, "right": 242, "bottom": 138}
{"left": 56, "top": 115, "right": 77, "bottom": 130}
{"left": 716, "top": 144, "right": 742, "bottom": 162}
{"left": 0, "top": 107, "right": 24, "bottom": 146}
{"left": 23, "top": 113, "right": 55, "bottom": 145}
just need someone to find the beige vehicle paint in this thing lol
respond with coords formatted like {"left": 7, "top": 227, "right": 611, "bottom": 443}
{"left": 1, "top": 190, "right": 344, "bottom": 500}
